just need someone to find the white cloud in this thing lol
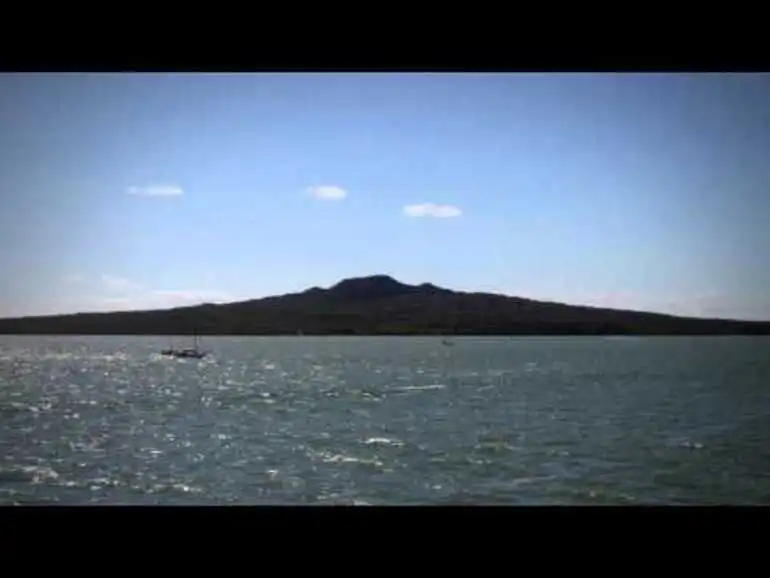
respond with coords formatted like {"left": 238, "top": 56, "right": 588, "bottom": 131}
{"left": 102, "top": 297, "right": 133, "bottom": 309}
{"left": 306, "top": 185, "right": 347, "bottom": 201}
{"left": 155, "top": 290, "right": 232, "bottom": 305}
{"left": 403, "top": 203, "right": 462, "bottom": 218}
{"left": 101, "top": 274, "right": 143, "bottom": 292}
{"left": 126, "top": 184, "right": 184, "bottom": 197}
{"left": 0, "top": 283, "right": 233, "bottom": 317}
{"left": 88, "top": 288, "right": 232, "bottom": 313}
{"left": 95, "top": 274, "right": 230, "bottom": 309}
{"left": 567, "top": 290, "right": 770, "bottom": 319}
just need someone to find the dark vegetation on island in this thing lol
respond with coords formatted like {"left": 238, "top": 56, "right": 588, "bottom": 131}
{"left": 0, "top": 275, "right": 768, "bottom": 336}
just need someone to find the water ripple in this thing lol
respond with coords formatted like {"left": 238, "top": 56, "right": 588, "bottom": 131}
{"left": 1, "top": 335, "right": 770, "bottom": 504}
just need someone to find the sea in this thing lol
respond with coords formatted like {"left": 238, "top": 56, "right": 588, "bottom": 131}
{"left": 1, "top": 335, "right": 769, "bottom": 505}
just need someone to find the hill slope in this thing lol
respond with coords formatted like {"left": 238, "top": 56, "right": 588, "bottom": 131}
{"left": 0, "top": 274, "right": 768, "bottom": 335}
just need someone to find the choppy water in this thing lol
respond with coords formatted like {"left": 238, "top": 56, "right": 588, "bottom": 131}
{"left": 1, "top": 335, "right": 769, "bottom": 505}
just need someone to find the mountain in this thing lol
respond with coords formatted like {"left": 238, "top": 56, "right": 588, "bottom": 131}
{"left": 0, "top": 274, "right": 768, "bottom": 335}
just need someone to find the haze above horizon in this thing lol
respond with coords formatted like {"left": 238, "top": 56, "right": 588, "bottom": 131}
{"left": 1, "top": 72, "right": 769, "bottom": 321}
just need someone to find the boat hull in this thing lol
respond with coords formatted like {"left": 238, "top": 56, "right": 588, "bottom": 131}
{"left": 160, "top": 349, "right": 206, "bottom": 359}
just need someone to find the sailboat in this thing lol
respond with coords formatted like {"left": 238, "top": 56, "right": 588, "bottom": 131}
{"left": 161, "top": 328, "right": 207, "bottom": 359}
{"left": 442, "top": 320, "right": 458, "bottom": 346}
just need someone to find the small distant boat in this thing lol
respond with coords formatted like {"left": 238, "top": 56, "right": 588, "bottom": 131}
{"left": 441, "top": 324, "right": 456, "bottom": 346}
{"left": 161, "top": 329, "right": 206, "bottom": 359}
{"left": 161, "top": 347, "right": 206, "bottom": 359}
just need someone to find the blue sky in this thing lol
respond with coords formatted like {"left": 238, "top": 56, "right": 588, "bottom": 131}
{"left": 1, "top": 72, "right": 769, "bottom": 320}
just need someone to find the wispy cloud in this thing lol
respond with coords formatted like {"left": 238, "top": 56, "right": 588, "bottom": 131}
{"left": 569, "top": 290, "right": 765, "bottom": 319}
{"left": 306, "top": 185, "right": 347, "bottom": 201}
{"left": 402, "top": 203, "right": 462, "bottom": 218}
{"left": 579, "top": 292, "right": 643, "bottom": 311}
{"left": 62, "top": 274, "right": 85, "bottom": 284}
{"left": 101, "top": 274, "right": 143, "bottom": 292}
{"left": 154, "top": 290, "right": 232, "bottom": 304}
{"left": 94, "top": 286, "right": 231, "bottom": 312}
{"left": 126, "top": 184, "right": 184, "bottom": 197}
{"left": 102, "top": 297, "right": 133, "bottom": 309}
{"left": 98, "top": 274, "right": 230, "bottom": 308}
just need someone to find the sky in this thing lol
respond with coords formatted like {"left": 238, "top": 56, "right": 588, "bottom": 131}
{"left": 1, "top": 72, "right": 769, "bottom": 320}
